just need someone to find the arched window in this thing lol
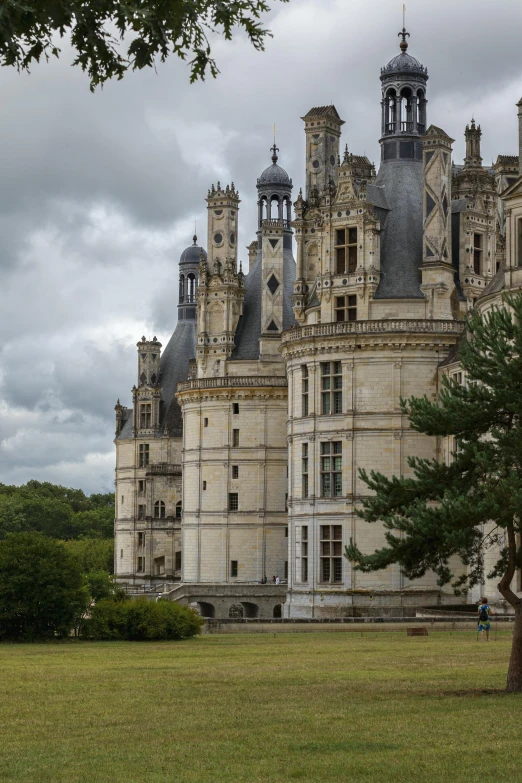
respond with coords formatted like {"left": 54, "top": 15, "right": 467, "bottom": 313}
{"left": 400, "top": 87, "right": 413, "bottom": 132}
{"left": 154, "top": 500, "right": 166, "bottom": 519}
{"left": 259, "top": 196, "right": 268, "bottom": 225}
{"left": 179, "top": 273, "right": 185, "bottom": 303}
{"left": 269, "top": 194, "right": 280, "bottom": 221}
{"left": 187, "top": 273, "right": 196, "bottom": 303}
{"left": 417, "top": 89, "right": 426, "bottom": 133}
{"left": 175, "top": 502, "right": 182, "bottom": 519}
{"left": 283, "top": 196, "right": 291, "bottom": 226}
{"left": 386, "top": 89, "right": 396, "bottom": 134}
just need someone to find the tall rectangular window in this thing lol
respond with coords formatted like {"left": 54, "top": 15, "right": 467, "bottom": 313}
{"left": 302, "top": 443, "right": 309, "bottom": 498}
{"left": 140, "top": 403, "right": 152, "bottom": 428}
{"left": 301, "top": 526, "right": 308, "bottom": 582}
{"left": 320, "top": 525, "right": 343, "bottom": 583}
{"left": 334, "top": 295, "right": 357, "bottom": 322}
{"left": 138, "top": 532, "right": 145, "bottom": 547}
{"left": 138, "top": 480, "right": 146, "bottom": 494}
{"left": 232, "top": 465, "right": 239, "bottom": 479}
{"left": 138, "top": 504, "right": 146, "bottom": 520}
{"left": 335, "top": 227, "right": 358, "bottom": 274}
{"left": 137, "top": 556, "right": 145, "bottom": 572}
{"left": 473, "top": 233, "right": 482, "bottom": 275}
{"left": 139, "top": 443, "right": 150, "bottom": 467}
{"left": 175, "top": 551, "right": 182, "bottom": 570}
{"left": 335, "top": 228, "right": 346, "bottom": 274}
{"left": 320, "top": 442, "right": 342, "bottom": 497}
{"left": 301, "top": 365, "right": 309, "bottom": 417}
{"left": 232, "top": 429, "right": 240, "bottom": 447}
{"left": 231, "top": 560, "right": 238, "bottom": 577}
{"left": 233, "top": 403, "right": 239, "bottom": 415}
{"left": 518, "top": 219, "right": 522, "bottom": 267}
{"left": 321, "top": 362, "right": 342, "bottom": 415}
{"left": 229, "top": 493, "right": 239, "bottom": 511}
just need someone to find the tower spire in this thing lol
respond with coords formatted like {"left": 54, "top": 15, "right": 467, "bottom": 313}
{"left": 399, "top": 4, "right": 410, "bottom": 53}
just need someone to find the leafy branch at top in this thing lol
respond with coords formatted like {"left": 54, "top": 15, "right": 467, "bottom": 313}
{"left": 0, "top": 0, "right": 288, "bottom": 90}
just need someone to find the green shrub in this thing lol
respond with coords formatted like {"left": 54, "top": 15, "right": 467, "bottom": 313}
{"left": 85, "top": 597, "right": 203, "bottom": 641}
{"left": 83, "top": 597, "right": 129, "bottom": 641}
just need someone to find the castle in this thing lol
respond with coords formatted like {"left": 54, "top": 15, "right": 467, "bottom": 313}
{"left": 114, "top": 29, "right": 522, "bottom": 618}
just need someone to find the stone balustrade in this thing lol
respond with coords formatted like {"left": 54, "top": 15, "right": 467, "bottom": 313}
{"left": 145, "top": 463, "right": 182, "bottom": 476}
{"left": 281, "top": 319, "right": 465, "bottom": 343}
{"left": 177, "top": 376, "right": 288, "bottom": 392}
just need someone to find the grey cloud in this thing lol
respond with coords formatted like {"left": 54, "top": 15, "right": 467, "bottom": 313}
{"left": 1, "top": 0, "right": 522, "bottom": 493}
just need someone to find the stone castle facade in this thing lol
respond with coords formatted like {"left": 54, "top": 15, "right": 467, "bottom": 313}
{"left": 114, "top": 31, "right": 522, "bottom": 618}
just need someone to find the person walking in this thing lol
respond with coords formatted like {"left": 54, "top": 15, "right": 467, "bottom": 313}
{"left": 275, "top": 575, "right": 280, "bottom": 585}
{"left": 477, "top": 597, "right": 494, "bottom": 641}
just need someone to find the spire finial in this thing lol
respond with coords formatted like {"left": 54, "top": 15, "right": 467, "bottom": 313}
{"left": 193, "top": 219, "right": 197, "bottom": 245}
{"left": 271, "top": 123, "right": 279, "bottom": 164}
{"left": 399, "top": 4, "right": 409, "bottom": 53}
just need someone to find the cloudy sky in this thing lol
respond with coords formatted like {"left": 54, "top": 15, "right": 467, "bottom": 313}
{"left": 1, "top": 0, "right": 521, "bottom": 494}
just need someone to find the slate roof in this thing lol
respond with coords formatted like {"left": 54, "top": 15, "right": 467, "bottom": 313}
{"left": 366, "top": 183, "right": 390, "bottom": 210}
{"left": 301, "top": 105, "right": 343, "bottom": 122}
{"left": 381, "top": 52, "right": 427, "bottom": 77}
{"left": 180, "top": 241, "right": 207, "bottom": 264}
{"left": 257, "top": 162, "right": 292, "bottom": 187}
{"left": 116, "top": 320, "right": 197, "bottom": 440}
{"left": 451, "top": 198, "right": 468, "bottom": 213}
{"left": 438, "top": 340, "right": 462, "bottom": 368}
{"left": 372, "top": 160, "right": 424, "bottom": 299}
{"left": 117, "top": 408, "right": 134, "bottom": 439}
{"left": 479, "top": 264, "right": 505, "bottom": 299}
{"left": 495, "top": 155, "right": 519, "bottom": 166}
{"left": 231, "top": 243, "right": 296, "bottom": 360}
{"left": 159, "top": 320, "right": 197, "bottom": 436}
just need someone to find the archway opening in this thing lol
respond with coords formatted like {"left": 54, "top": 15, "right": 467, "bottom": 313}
{"left": 229, "top": 603, "right": 244, "bottom": 619}
{"left": 269, "top": 194, "right": 280, "bottom": 221}
{"left": 197, "top": 602, "right": 215, "bottom": 618}
{"left": 273, "top": 604, "right": 282, "bottom": 618}
{"left": 241, "top": 602, "right": 259, "bottom": 618}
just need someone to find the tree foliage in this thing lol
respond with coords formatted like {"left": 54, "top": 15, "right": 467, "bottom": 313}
{"left": 64, "top": 537, "right": 114, "bottom": 572}
{"left": 85, "top": 596, "right": 203, "bottom": 640}
{"left": 345, "top": 293, "right": 522, "bottom": 691}
{"left": 0, "top": 0, "right": 288, "bottom": 90}
{"left": 0, "top": 532, "right": 89, "bottom": 641}
{"left": 0, "top": 481, "right": 114, "bottom": 540}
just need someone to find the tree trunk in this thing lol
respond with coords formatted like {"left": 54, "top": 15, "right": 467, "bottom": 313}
{"left": 506, "top": 604, "right": 522, "bottom": 693}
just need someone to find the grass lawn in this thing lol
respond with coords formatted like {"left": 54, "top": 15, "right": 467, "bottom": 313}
{"left": 0, "top": 630, "right": 520, "bottom": 783}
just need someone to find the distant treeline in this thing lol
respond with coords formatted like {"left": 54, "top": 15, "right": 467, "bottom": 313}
{"left": 0, "top": 481, "right": 114, "bottom": 540}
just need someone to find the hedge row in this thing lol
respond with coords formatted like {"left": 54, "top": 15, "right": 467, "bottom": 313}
{"left": 84, "top": 597, "right": 203, "bottom": 641}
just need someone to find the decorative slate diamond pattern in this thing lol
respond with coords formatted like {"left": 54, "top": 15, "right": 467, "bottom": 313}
{"left": 267, "top": 274, "right": 280, "bottom": 295}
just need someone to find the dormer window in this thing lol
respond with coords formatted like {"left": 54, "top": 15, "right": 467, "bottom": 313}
{"left": 335, "top": 295, "right": 357, "bottom": 322}
{"left": 335, "top": 228, "right": 358, "bottom": 274}
{"left": 140, "top": 403, "right": 152, "bottom": 428}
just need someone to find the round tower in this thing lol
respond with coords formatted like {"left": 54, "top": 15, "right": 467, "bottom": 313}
{"left": 256, "top": 144, "right": 293, "bottom": 253}
{"left": 380, "top": 28, "right": 428, "bottom": 163}
{"left": 178, "top": 234, "right": 206, "bottom": 322}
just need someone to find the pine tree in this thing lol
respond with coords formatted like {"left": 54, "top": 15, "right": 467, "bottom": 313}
{"left": 345, "top": 292, "right": 522, "bottom": 693}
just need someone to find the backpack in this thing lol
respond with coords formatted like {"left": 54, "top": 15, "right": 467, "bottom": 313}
{"left": 479, "top": 605, "right": 489, "bottom": 622}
